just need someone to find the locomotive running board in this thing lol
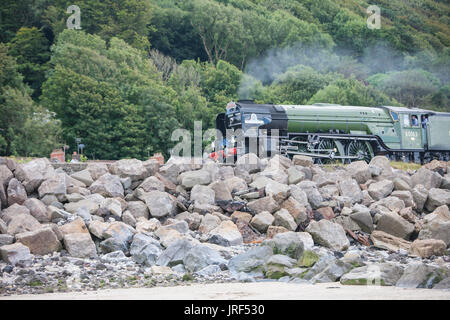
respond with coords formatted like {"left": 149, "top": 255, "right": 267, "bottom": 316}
{"left": 285, "top": 150, "right": 361, "bottom": 160}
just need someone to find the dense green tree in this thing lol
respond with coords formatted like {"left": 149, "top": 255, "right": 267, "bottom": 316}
{"left": 7, "top": 27, "right": 51, "bottom": 99}
{"left": 308, "top": 78, "right": 396, "bottom": 107}
{"left": 0, "top": 43, "right": 61, "bottom": 157}
{"left": 368, "top": 69, "right": 441, "bottom": 108}
{"left": 41, "top": 30, "right": 179, "bottom": 160}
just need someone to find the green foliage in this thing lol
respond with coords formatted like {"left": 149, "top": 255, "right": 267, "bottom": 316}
{"left": 0, "top": 43, "right": 60, "bottom": 157}
{"left": 7, "top": 27, "right": 51, "bottom": 99}
{"left": 41, "top": 30, "right": 179, "bottom": 160}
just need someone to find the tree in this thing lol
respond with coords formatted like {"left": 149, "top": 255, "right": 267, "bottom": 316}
{"left": 368, "top": 69, "right": 441, "bottom": 108}
{"left": 0, "top": 43, "right": 61, "bottom": 157}
{"left": 7, "top": 27, "right": 51, "bottom": 99}
{"left": 308, "top": 78, "right": 396, "bottom": 107}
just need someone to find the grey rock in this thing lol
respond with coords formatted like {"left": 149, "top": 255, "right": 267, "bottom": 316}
{"left": 23, "top": 198, "right": 49, "bottom": 223}
{"left": 63, "top": 233, "right": 97, "bottom": 258}
{"left": 89, "top": 173, "right": 124, "bottom": 198}
{"left": 0, "top": 165, "right": 13, "bottom": 188}
{"left": 15, "top": 158, "right": 55, "bottom": 193}
{"left": 297, "top": 181, "right": 322, "bottom": 209}
{"left": 7, "top": 214, "right": 41, "bottom": 236}
{"left": 302, "top": 254, "right": 336, "bottom": 280}
{"left": 130, "top": 233, "right": 162, "bottom": 266}
{"left": 250, "top": 211, "right": 275, "bottom": 233}
{"left": 125, "top": 201, "right": 149, "bottom": 220}
{"left": 142, "top": 190, "right": 177, "bottom": 218}
{"left": 16, "top": 227, "right": 61, "bottom": 255}
{"left": 411, "top": 167, "right": 442, "bottom": 190}
{"left": 368, "top": 180, "right": 394, "bottom": 201}
{"left": 292, "top": 155, "right": 313, "bottom": 167}
{"left": 306, "top": 219, "right": 350, "bottom": 251}
{"left": 209, "top": 181, "right": 232, "bottom": 202}
{"left": 228, "top": 246, "right": 273, "bottom": 274}
{"left": 194, "top": 264, "right": 222, "bottom": 277}
{"left": 273, "top": 209, "right": 297, "bottom": 231}
{"left": 396, "top": 263, "right": 444, "bottom": 289}
{"left": 181, "top": 170, "right": 211, "bottom": 189}
{"left": 338, "top": 179, "right": 363, "bottom": 203}
{"left": 346, "top": 160, "right": 371, "bottom": 184}
{"left": 190, "top": 184, "right": 215, "bottom": 205}
{"left": 236, "top": 153, "right": 261, "bottom": 174}
{"left": 86, "top": 163, "right": 109, "bottom": 181}
{"left": 376, "top": 212, "right": 414, "bottom": 240}
{"left": 138, "top": 176, "right": 165, "bottom": 192}
{"left": 263, "top": 231, "right": 305, "bottom": 259}
{"left": 109, "top": 158, "right": 149, "bottom": 182}
{"left": 183, "top": 244, "right": 227, "bottom": 273}
{"left": 411, "top": 184, "right": 428, "bottom": 212}
{"left": 6, "top": 178, "right": 27, "bottom": 206}
{"left": 340, "top": 263, "right": 403, "bottom": 286}
{"left": 0, "top": 242, "right": 33, "bottom": 265}
{"left": 311, "top": 259, "right": 353, "bottom": 283}
{"left": 70, "top": 169, "right": 94, "bottom": 187}
{"left": 425, "top": 188, "right": 450, "bottom": 212}
{"left": 247, "top": 196, "right": 280, "bottom": 214}
{"left": 207, "top": 220, "right": 243, "bottom": 246}
{"left": 156, "top": 238, "right": 195, "bottom": 267}
{"left": 0, "top": 234, "right": 13, "bottom": 246}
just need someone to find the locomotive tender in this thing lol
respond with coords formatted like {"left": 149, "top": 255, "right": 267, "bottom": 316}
{"left": 214, "top": 100, "right": 450, "bottom": 163}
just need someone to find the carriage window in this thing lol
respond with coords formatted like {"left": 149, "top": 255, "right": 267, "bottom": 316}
{"left": 402, "top": 114, "right": 410, "bottom": 127}
{"left": 411, "top": 115, "right": 420, "bottom": 127}
{"left": 390, "top": 111, "right": 399, "bottom": 122}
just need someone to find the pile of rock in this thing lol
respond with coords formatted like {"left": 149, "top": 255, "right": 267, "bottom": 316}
{"left": 0, "top": 155, "right": 449, "bottom": 294}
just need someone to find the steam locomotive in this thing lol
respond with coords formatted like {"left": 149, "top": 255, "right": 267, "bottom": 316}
{"left": 212, "top": 100, "right": 450, "bottom": 164}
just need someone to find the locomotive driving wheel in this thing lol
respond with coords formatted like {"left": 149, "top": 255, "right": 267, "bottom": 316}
{"left": 288, "top": 136, "right": 308, "bottom": 154}
{"left": 315, "top": 138, "right": 342, "bottom": 165}
{"left": 346, "top": 140, "right": 373, "bottom": 163}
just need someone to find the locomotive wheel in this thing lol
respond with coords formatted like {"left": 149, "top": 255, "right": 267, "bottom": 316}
{"left": 315, "top": 139, "right": 342, "bottom": 165}
{"left": 289, "top": 136, "right": 308, "bottom": 153}
{"left": 346, "top": 140, "right": 373, "bottom": 163}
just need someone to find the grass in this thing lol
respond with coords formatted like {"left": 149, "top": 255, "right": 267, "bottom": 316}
{"left": 390, "top": 161, "right": 421, "bottom": 171}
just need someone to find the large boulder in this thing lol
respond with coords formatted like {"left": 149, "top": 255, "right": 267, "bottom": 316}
{"left": 396, "top": 263, "right": 444, "bottom": 288}
{"left": 156, "top": 238, "right": 195, "bottom": 267}
{"left": 346, "top": 161, "right": 371, "bottom": 184}
{"left": 142, "top": 190, "right": 177, "bottom": 218}
{"left": 247, "top": 196, "right": 280, "bottom": 214}
{"left": 198, "top": 214, "right": 221, "bottom": 234}
{"left": 190, "top": 185, "right": 215, "bottom": 205}
{"left": 368, "top": 180, "right": 394, "bottom": 201}
{"left": 86, "top": 163, "right": 109, "bottom": 181}
{"left": 6, "top": 178, "right": 27, "bottom": 206}
{"left": 409, "top": 239, "right": 446, "bottom": 258}
{"left": 58, "top": 217, "right": 89, "bottom": 236}
{"left": 100, "top": 221, "right": 136, "bottom": 253}
{"left": 209, "top": 181, "right": 232, "bottom": 202}
{"left": 15, "top": 158, "right": 55, "bottom": 193}
{"left": 0, "top": 203, "right": 30, "bottom": 224}
{"left": 263, "top": 231, "right": 305, "bottom": 259}
{"left": 370, "top": 230, "right": 411, "bottom": 252}
{"left": 368, "top": 156, "right": 393, "bottom": 178}
{"left": 265, "top": 180, "right": 290, "bottom": 203}
{"left": 250, "top": 211, "right": 275, "bottom": 233}
{"left": 425, "top": 188, "right": 450, "bottom": 212}
{"left": 340, "top": 263, "right": 403, "bottom": 286}
{"left": 224, "top": 176, "right": 247, "bottom": 193}
{"left": 130, "top": 233, "right": 163, "bottom": 266}
{"left": 264, "top": 254, "right": 297, "bottom": 279}
{"left": 376, "top": 211, "right": 415, "bottom": 240}
{"left": 125, "top": 201, "right": 149, "bottom": 220}
{"left": 391, "top": 190, "right": 415, "bottom": 208}
{"left": 183, "top": 244, "right": 227, "bottom": 273}
{"left": 89, "top": 173, "right": 124, "bottom": 198}
{"left": 180, "top": 170, "right": 211, "bottom": 189}
{"left": 7, "top": 214, "right": 41, "bottom": 236}
{"left": 137, "top": 176, "right": 165, "bottom": 192}
{"left": 418, "top": 206, "right": 450, "bottom": 246}
{"left": 207, "top": 220, "right": 243, "bottom": 246}
{"left": 280, "top": 197, "right": 307, "bottom": 225}
{"left": 0, "top": 165, "right": 13, "bottom": 188}
{"left": 306, "top": 219, "right": 350, "bottom": 251}
{"left": 411, "top": 168, "right": 442, "bottom": 190}
{"left": 228, "top": 246, "right": 273, "bottom": 275}
{"left": 70, "top": 169, "right": 94, "bottom": 187}
{"left": 109, "top": 159, "right": 148, "bottom": 182}
{"left": 292, "top": 155, "right": 313, "bottom": 168}
{"left": 297, "top": 181, "right": 322, "bottom": 209}
{"left": 411, "top": 184, "right": 428, "bottom": 212}
{"left": 63, "top": 233, "right": 97, "bottom": 258}
{"left": 23, "top": 198, "right": 49, "bottom": 223}
{"left": 236, "top": 153, "right": 261, "bottom": 173}
{"left": 273, "top": 209, "right": 297, "bottom": 231}
{"left": 16, "top": 227, "right": 61, "bottom": 255}
{"left": 311, "top": 260, "right": 353, "bottom": 283}
{"left": 338, "top": 179, "right": 363, "bottom": 203}
{"left": 38, "top": 173, "right": 67, "bottom": 199}
{"left": 0, "top": 242, "right": 32, "bottom": 265}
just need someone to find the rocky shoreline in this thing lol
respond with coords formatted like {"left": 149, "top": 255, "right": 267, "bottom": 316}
{"left": 0, "top": 154, "right": 449, "bottom": 296}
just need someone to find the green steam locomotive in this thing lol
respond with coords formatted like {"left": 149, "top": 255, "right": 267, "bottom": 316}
{"left": 214, "top": 100, "right": 450, "bottom": 163}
